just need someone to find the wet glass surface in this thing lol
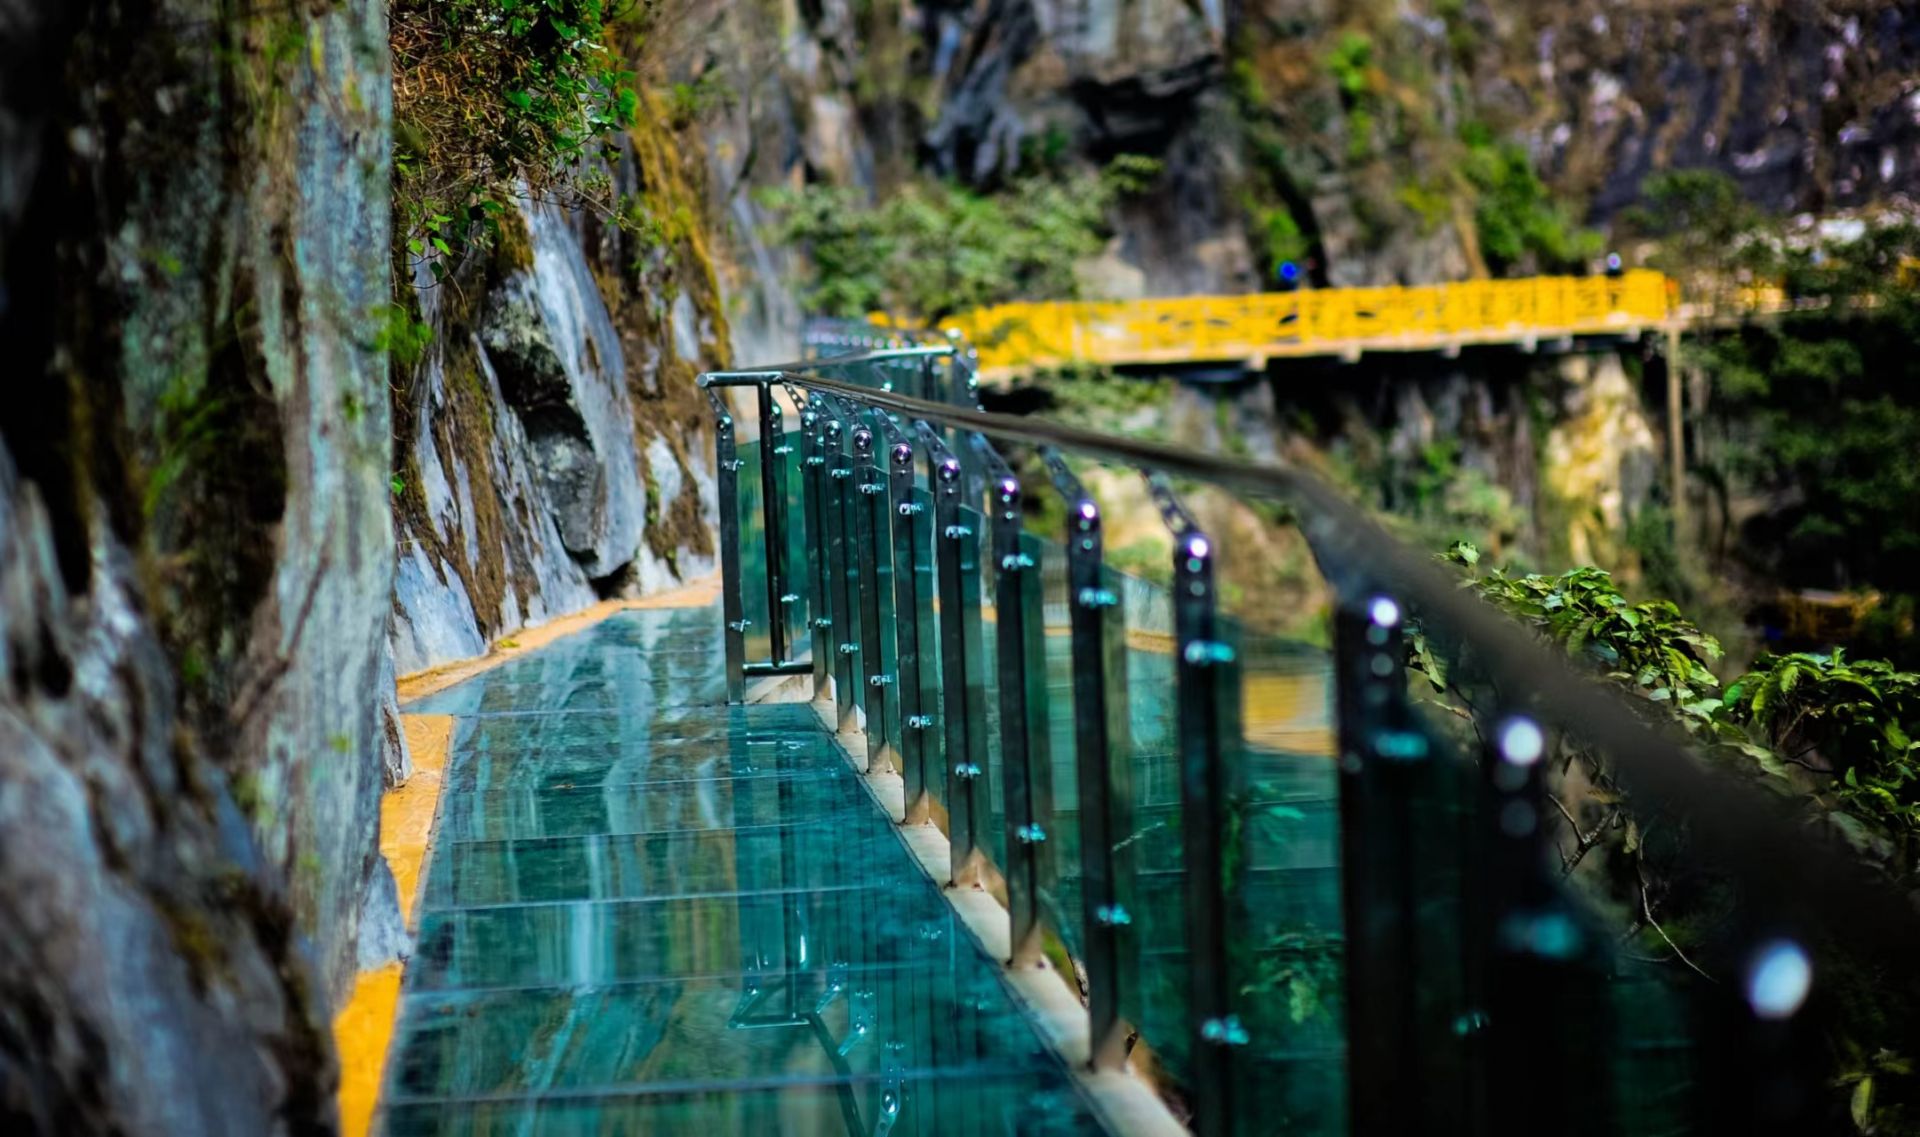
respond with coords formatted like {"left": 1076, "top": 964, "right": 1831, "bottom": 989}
{"left": 384, "top": 604, "right": 1108, "bottom": 1136}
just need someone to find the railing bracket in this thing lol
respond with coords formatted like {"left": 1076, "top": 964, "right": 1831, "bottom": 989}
{"left": 1076, "top": 587, "right": 1118, "bottom": 609}
{"left": 1200, "top": 1015, "right": 1250, "bottom": 1047}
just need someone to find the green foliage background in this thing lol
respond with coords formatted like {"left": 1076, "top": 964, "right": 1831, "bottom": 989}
{"left": 1411, "top": 542, "right": 1920, "bottom": 1131}
{"left": 759, "top": 156, "right": 1160, "bottom": 322}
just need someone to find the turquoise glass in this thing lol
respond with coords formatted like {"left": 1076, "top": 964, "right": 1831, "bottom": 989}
{"left": 736, "top": 439, "right": 773, "bottom": 665}
{"left": 957, "top": 502, "right": 998, "bottom": 871}
{"left": 781, "top": 422, "right": 812, "bottom": 658}
{"left": 382, "top": 605, "right": 1108, "bottom": 1135}
{"left": 909, "top": 486, "right": 943, "bottom": 803}
{"left": 1095, "top": 563, "right": 1140, "bottom": 1031}
{"left": 1035, "top": 535, "right": 1082, "bottom": 960}
{"left": 1221, "top": 618, "right": 1347, "bottom": 1133}
{"left": 856, "top": 418, "right": 900, "bottom": 765}
{"left": 1111, "top": 564, "right": 1185, "bottom": 1083}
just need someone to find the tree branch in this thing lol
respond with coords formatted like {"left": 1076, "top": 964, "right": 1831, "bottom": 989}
{"left": 1635, "top": 850, "right": 1713, "bottom": 982}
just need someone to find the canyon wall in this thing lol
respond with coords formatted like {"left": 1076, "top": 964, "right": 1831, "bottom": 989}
{"left": 1, "top": 4, "right": 733, "bottom": 1131}
{"left": 694, "top": 0, "right": 1920, "bottom": 316}
{"left": 2, "top": 0, "right": 393, "bottom": 1129}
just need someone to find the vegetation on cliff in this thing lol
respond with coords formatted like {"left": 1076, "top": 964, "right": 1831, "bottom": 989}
{"left": 390, "top": 0, "right": 641, "bottom": 267}
{"left": 758, "top": 156, "right": 1160, "bottom": 323}
{"left": 1620, "top": 170, "right": 1920, "bottom": 664}
{"left": 1410, "top": 543, "right": 1920, "bottom": 1131}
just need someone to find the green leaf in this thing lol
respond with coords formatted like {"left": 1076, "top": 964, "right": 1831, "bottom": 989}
{"left": 1826, "top": 810, "right": 1891, "bottom": 858}
{"left": 1567, "top": 615, "right": 1599, "bottom": 656}
{"left": 1750, "top": 749, "right": 1793, "bottom": 782}
{"left": 1851, "top": 1073, "right": 1873, "bottom": 1130}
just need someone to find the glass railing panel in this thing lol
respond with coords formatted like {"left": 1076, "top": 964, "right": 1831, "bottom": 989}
{"left": 936, "top": 496, "right": 989, "bottom": 876}
{"left": 856, "top": 420, "right": 899, "bottom": 768}
{"left": 779, "top": 424, "right": 811, "bottom": 658}
{"left": 1095, "top": 561, "right": 1142, "bottom": 1055}
{"left": 821, "top": 419, "right": 865, "bottom": 732}
{"left": 1223, "top": 613, "right": 1347, "bottom": 1135}
{"left": 1034, "top": 533, "right": 1083, "bottom": 962}
{"left": 908, "top": 485, "right": 943, "bottom": 807}
{"left": 735, "top": 437, "right": 772, "bottom": 666}
{"left": 1007, "top": 527, "right": 1059, "bottom": 962}
{"left": 966, "top": 501, "right": 1007, "bottom": 878}
{"left": 1111, "top": 562, "right": 1187, "bottom": 1088}
{"left": 1402, "top": 595, "right": 1710, "bottom": 1134}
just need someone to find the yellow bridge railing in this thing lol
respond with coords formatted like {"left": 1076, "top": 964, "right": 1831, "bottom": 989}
{"left": 922, "top": 270, "right": 1676, "bottom": 376}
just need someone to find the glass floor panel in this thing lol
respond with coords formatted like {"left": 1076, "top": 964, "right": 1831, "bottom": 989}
{"left": 424, "top": 815, "right": 909, "bottom": 909}
{"left": 444, "top": 734, "right": 842, "bottom": 793}
{"left": 388, "top": 961, "right": 1058, "bottom": 1098}
{"left": 434, "top": 770, "right": 878, "bottom": 842}
{"left": 382, "top": 606, "right": 1110, "bottom": 1135}
{"left": 383, "top": 1071, "right": 1105, "bottom": 1137}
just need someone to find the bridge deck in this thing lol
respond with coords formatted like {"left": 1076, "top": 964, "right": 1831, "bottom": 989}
{"left": 926, "top": 270, "right": 1675, "bottom": 376}
{"left": 381, "top": 603, "right": 1111, "bottom": 1135}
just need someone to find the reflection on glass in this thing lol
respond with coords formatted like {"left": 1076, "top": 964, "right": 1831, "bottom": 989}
{"left": 382, "top": 605, "right": 1105, "bottom": 1134}
{"left": 736, "top": 439, "right": 774, "bottom": 666}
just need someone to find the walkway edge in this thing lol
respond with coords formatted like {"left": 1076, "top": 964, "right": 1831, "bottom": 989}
{"left": 333, "top": 713, "right": 449, "bottom": 1137}
{"left": 772, "top": 688, "right": 1189, "bottom": 1137}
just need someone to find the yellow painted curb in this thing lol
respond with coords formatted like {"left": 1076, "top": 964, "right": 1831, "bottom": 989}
{"left": 333, "top": 963, "right": 403, "bottom": 1137}
{"left": 334, "top": 711, "right": 450, "bottom": 1137}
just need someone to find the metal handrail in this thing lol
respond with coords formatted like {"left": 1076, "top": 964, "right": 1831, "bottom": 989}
{"left": 704, "top": 345, "right": 1919, "bottom": 1137}
{"left": 701, "top": 359, "right": 1920, "bottom": 962}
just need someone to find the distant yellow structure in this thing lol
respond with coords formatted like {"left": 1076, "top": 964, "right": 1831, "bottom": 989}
{"left": 927, "top": 270, "right": 1676, "bottom": 376}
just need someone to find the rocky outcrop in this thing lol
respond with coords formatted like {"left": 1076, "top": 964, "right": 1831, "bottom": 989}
{"left": 1540, "top": 353, "right": 1661, "bottom": 567}
{"left": 1495, "top": 1, "right": 1920, "bottom": 218}
{"left": 390, "top": 110, "right": 725, "bottom": 676}
{"left": 1, "top": 0, "right": 395, "bottom": 1129}
{"left": 709, "top": 0, "right": 1920, "bottom": 301}
{"left": 4, "top": 2, "right": 734, "bottom": 1126}
{"left": 479, "top": 203, "right": 648, "bottom": 581}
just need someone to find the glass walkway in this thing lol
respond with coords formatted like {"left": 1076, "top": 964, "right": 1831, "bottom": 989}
{"left": 381, "top": 606, "right": 1112, "bottom": 1135}
{"left": 375, "top": 324, "right": 1920, "bottom": 1136}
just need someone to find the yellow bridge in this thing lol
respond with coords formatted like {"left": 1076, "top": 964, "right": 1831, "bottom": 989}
{"left": 925, "top": 270, "right": 1677, "bottom": 377}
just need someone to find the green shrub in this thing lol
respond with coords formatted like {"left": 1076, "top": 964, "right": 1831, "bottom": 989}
{"left": 760, "top": 156, "right": 1160, "bottom": 322}
{"left": 1460, "top": 130, "right": 1600, "bottom": 273}
{"left": 390, "top": 0, "right": 642, "bottom": 270}
{"left": 1410, "top": 542, "right": 1920, "bottom": 1126}
{"left": 1411, "top": 541, "right": 1920, "bottom": 883}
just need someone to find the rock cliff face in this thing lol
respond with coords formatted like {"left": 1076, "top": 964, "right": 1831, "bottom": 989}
{"left": 700, "top": 0, "right": 1920, "bottom": 304}
{"left": 2, "top": 4, "right": 731, "bottom": 1131}
{"left": 1059, "top": 349, "right": 1666, "bottom": 628}
{"left": 389, "top": 109, "right": 725, "bottom": 676}
{"left": 2, "top": 0, "right": 392, "bottom": 1129}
